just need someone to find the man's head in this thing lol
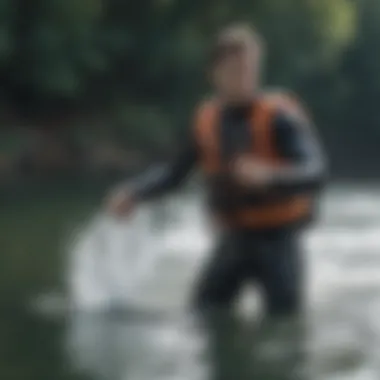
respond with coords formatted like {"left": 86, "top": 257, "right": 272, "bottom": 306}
{"left": 209, "top": 24, "right": 264, "bottom": 103}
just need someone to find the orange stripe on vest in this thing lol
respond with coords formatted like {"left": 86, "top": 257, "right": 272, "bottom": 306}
{"left": 194, "top": 92, "right": 313, "bottom": 229}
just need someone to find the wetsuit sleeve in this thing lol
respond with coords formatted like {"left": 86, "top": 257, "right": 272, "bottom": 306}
{"left": 129, "top": 130, "right": 198, "bottom": 201}
{"left": 269, "top": 111, "right": 327, "bottom": 193}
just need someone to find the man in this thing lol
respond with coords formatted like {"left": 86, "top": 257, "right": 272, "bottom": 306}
{"left": 106, "top": 24, "right": 326, "bottom": 318}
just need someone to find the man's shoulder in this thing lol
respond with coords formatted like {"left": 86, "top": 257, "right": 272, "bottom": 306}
{"left": 259, "top": 87, "right": 310, "bottom": 125}
{"left": 259, "top": 87, "right": 301, "bottom": 107}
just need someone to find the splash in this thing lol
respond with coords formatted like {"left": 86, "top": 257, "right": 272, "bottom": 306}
{"left": 67, "top": 196, "right": 213, "bottom": 312}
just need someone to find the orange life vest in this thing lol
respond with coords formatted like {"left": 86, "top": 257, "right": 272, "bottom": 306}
{"left": 194, "top": 91, "right": 313, "bottom": 229}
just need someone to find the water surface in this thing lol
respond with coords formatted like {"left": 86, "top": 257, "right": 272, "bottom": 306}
{"left": 1, "top": 184, "right": 380, "bottom": 380}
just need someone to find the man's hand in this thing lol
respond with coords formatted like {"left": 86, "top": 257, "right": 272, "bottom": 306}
{"left": 105, "top": 186, "right": 136, "bottom": 218}
{"left": 232, "top": 156, "right": 276, "bottom": 188}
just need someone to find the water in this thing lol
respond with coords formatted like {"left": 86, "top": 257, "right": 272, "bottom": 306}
{"left": 3, "top": 185, "right": 380, "bottom": 379}
{"left": 67, "top": 195, "right": 214, "bottom": 312}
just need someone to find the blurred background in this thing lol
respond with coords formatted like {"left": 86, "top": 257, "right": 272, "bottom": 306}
{"left": 1, "top": 0, "right": 380, "bottom": 379}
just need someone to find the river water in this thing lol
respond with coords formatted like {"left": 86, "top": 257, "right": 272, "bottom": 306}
{"left": 2, "top": 184, "right": 380, "bottom": 380}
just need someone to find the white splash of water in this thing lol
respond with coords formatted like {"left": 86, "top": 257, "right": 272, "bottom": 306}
{"left": 67, "top": 196, "right": 213, "bottom": 312}
{"left": 68, "top": 208, "right": 155, "bottom": 309}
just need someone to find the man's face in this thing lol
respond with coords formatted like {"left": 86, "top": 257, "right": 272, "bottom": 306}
{"left": 213, "top": 46, "right": 261, "bottom": 101}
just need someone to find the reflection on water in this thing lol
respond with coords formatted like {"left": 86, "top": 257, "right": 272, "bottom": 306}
{"left": 66, "top": 313, "right": 207, "bottom": 380}
{"left": 3, "top": 185, "right": 380, "bottom": 380}
{"left": 65, "top": 310, "right": 307, "bottom": 380}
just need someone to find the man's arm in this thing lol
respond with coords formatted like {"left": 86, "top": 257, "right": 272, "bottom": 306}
{"left": 128, "top": 130, "right": 198, "bottom": 201}
{"left": 270, "top": 111, "right": 327, "bottom": 193}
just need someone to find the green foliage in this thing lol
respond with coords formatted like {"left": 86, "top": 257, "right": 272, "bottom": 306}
{"left": 0, "top": 0, "right": 355, "bottom": 101}
{"left": 1, "top": 0, "right": 380, "bottom": 173}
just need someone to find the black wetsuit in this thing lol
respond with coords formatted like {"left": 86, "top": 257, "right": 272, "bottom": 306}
{"left": 130, "top": 104, "right": 326, "bottom": 316}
